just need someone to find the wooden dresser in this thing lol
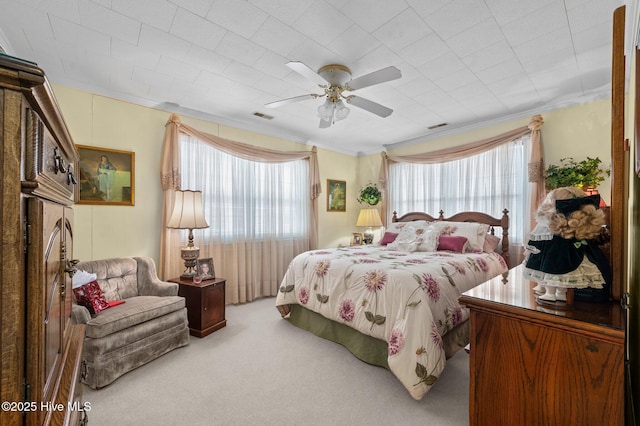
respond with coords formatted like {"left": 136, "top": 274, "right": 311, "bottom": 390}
{"left": 460, "top": 265, "right": 624, "bottom": 426}
{"left": 0, "top": 54, "right": 86, "bottom": 425}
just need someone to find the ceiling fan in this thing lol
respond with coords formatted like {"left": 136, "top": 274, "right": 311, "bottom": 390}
{"left": 265, "top": 61, "right": 402, "bottom": 128}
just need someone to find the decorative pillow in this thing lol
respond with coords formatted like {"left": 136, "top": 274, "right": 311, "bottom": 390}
{"left": 387, "top": 223, "right": 427, "bottom": 252}
{"left": 385, "top": 220, "right": 428, "bottom": 235}
{"left": 416, "top": 228, "right": 440, "bottom": 252}
{"left": 72, "top": 280, "right": 110, "bottom": 314}
{"left": 387, "top": 239, "right": 420, "bottom": 252}
{"left": 483, "top": 234, "right": 500, "bottom": 253}
{"left": 437, "top": 235, "right": 469, "bottom": 253}
{"left": 430, "top": 221, "right": 489, "bottom": 253}
{"left": 379, "top": 232, "right": 399, "bottom": 246}
{"left": 387, "top": 220, "right": 433, "bottom": 251}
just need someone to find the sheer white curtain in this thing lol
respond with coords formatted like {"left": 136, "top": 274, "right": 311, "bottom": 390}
{"left": 180, "top": 134, "right": 311, "bottom": 303}
{"left": 387, "top": 135, "right": 531, "bottom": 248}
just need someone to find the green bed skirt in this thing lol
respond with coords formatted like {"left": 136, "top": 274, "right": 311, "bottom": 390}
{"left": 288, "top": 304, "right": 390, "bottom": 368}
{"left": 286, "top": 304, "right": 470, "bottom": 368}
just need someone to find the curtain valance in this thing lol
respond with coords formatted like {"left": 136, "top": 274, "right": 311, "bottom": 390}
{"left": 161, "top": 114, "right": 320, "bottom": 196}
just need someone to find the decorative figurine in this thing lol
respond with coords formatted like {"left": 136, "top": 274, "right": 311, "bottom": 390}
{"left": 523, "top": 186, "right": 610, "bottom": 304}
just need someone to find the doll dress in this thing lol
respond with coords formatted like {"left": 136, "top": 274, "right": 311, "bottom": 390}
{"left": 523, "top": 222, "right": 609, "bottom": 290}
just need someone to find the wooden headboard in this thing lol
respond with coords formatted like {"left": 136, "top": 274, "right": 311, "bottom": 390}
{"left": 391, "top": 209, "right": 510, "bottom": 268}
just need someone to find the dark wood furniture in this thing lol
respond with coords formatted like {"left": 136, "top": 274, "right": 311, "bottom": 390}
{"left": 0, "top": 54, "right": 86, "bottom": 425}
{"left": 460, "top": 265, "right": 624, "bottom": 426}
{"left": 170, "top": 277, "right": 227, "bottom": 337}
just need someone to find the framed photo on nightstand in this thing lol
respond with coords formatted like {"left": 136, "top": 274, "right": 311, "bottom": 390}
{"left": 351, "top": 232, "right": 363, "bottom": 246}
{"left": 197, "top": 258, "right": 215, "bottom": 280}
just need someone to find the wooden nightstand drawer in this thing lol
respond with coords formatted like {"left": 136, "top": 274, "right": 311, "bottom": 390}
{"left": 170, "top": 277, "right": 227, "bottom": 338}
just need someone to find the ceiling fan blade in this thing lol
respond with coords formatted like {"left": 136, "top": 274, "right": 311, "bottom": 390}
{"left": 286, "top": 61, "right": 329, "bottom": 86}
{"left": 265, "top": 94, "right": 317, "bottom": 108}
{"left": 346, "top": 96, "right": 393, "bottom": 118}
{"left": 346, "top": 66, "right": 402, "bottom": 91}
{"left": 319, "top": 118, "right": 332, "bottom": 128}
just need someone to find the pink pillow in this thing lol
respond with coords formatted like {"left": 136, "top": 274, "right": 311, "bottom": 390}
{"left": 379, "top": 232, "right": 399, "bottom": 245}
{"left": 437, "top": 235, "right": 469, "bottom": 253}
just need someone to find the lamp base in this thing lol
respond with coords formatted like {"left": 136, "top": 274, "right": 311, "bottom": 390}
{"left": 363, "top": 228, "right": 374, "bottom": 244}
{"left": 180, "top": 245, "right": 200, "bottom": 279}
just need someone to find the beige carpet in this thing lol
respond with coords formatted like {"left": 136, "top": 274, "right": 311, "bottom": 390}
{"left": 83, "top": 297, "right": 470, "bottom": 425}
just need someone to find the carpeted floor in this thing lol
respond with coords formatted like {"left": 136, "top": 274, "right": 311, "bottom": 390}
{"left": 83, "top": 297, "right": 470, "bottom": 425}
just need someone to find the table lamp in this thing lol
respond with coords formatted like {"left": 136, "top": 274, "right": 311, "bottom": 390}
{"left": 167, "top": 190, "right": 209, "bottom": 279}
{"left": 356, "top": 208, "right": 383, "bottom": 244}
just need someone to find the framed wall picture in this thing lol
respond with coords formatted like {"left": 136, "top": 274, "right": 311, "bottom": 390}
{"left": 76, "top": 145, "right": 135, "bottom": 206}
{"left": 327, "top": 179, "right": 346, "bottom": 212}
{"left": 351, "top": 232, "right": 363, "bottom": 246}
{"left": 197, "top": 258, "right": 215, "bottom": 280}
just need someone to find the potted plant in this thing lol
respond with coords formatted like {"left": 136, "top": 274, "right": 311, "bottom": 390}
{"left": 544, "top": 157, "right": 610, "bottom": 191}
{"left": 357, "top": 182, "right": 382, "bottom": 206}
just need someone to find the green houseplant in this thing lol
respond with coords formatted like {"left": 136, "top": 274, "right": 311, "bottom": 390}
{"left": 544, "top": 157, "right": 610, "bottom": 191}
{"left": 357, "top": 182, "right": 382, "bottom": 206}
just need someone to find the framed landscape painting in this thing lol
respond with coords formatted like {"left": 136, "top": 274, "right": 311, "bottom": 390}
{"left": 76, "top": 145, "right": 135, "bottom": 206}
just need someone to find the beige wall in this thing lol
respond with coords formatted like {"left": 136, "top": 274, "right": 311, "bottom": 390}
{"left": 53, "top": 84, "right": 614, "bottom": 265}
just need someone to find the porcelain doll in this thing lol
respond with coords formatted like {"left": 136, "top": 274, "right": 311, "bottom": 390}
{"left": 523, "top": 187, "right": 610, "bottom": 302}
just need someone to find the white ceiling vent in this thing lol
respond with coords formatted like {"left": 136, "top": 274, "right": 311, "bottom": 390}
{"left": 253, "top": 112, "right": 274, "bottom": 120}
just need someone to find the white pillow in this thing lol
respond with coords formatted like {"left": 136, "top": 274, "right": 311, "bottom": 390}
{"left": 416, "top": 227, "right": 440, "bottom": 252}
{"left": 429, "top": 221, "right": 489, "bottom": 252}
{"left": 386, "top": 222, "right": 429, "bottom": 252}
{"left": 386, "top": 239, "right": 420, "bottom": 252}
{"left": 385, "top": 220, "right": 428, "bottom": 235}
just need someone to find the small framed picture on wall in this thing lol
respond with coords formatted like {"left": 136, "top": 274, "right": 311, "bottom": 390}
{"left": 327, "top": 179, "right": 346, "bottom": 212}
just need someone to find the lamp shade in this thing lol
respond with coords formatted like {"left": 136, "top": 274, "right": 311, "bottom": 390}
{"left": 167, "top": 190, "right": 209, "bottom": 230}
{"left": 356, "top": 208, "right": 383, "bottom": 227}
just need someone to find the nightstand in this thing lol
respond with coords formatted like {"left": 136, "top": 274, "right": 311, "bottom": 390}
{"left": 169, "top": 277, "right": 227, "bottom": 337}
{"left": 459, "top": 265, "right": 624, "bottom": 425}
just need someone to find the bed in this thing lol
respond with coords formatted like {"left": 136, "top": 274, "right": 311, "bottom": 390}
{"left": 275, "top": 209, "right": 510, "bottom": 400}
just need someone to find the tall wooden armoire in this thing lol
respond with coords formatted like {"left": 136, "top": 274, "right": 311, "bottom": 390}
{"left": 0, "top": 54, "right": 86, "bottom": 425}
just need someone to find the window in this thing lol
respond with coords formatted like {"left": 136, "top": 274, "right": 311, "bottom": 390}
{"left": 387, "top": 135, "right": 530, "bottom": 244}
{"left": 179, "top": 134, "right": 310, "bottom": 242}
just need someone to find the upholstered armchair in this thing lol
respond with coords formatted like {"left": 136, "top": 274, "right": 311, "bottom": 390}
{"left": 72, "top": 257, "right": 189, "bottom": 389}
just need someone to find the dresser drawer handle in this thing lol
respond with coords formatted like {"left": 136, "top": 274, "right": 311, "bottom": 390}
{"left": 53, "top": 147, "right": 67, "bottom": 173}
{"left": 67, "top": 165, "right": 77, "bottom": 185}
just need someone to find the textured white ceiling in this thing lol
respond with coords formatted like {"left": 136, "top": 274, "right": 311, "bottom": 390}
{"left": 0, "top": 0, "right": 636, "bottom": 155}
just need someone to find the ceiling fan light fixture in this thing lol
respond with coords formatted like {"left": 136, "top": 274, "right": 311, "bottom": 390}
{"left": 269, "top": 61, "right": 402, "bottom": 129}
{"left": 318, "top": 99, "right": 334, "bottom": 120}
{"left": 334, "top": 100, "right": 350, "bottom": 121}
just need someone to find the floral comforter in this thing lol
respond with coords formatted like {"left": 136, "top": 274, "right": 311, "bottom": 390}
{"left": 275, "top": 245, "right": 508, "bottom": 400}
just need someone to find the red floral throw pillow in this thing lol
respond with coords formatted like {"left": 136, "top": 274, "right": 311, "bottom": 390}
{"left": 72, "top": 280, "right": 110, "bottom": 314}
